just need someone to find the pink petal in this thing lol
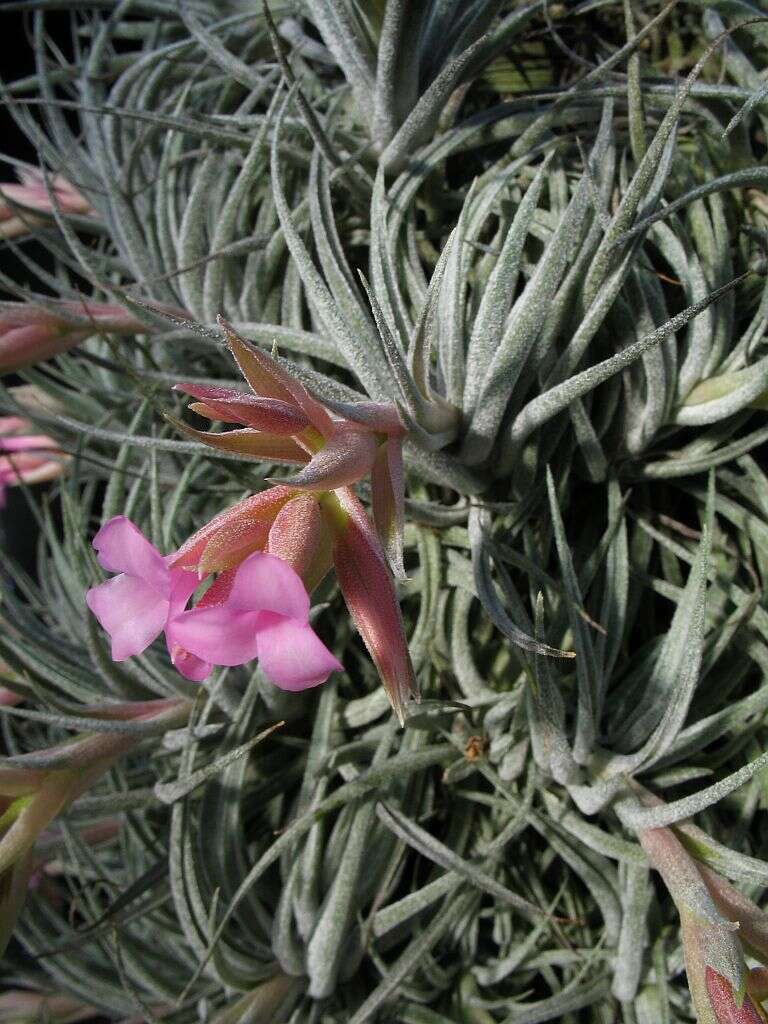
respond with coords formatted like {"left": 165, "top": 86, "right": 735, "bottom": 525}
{"left": 166, "top": 607, "right": 261, "bottom": 666}
{"left": 0, "top": 435, "right": 56, "bottom": 453}
{"left": 255, "top": 612, "right": 342, "bottom": 690}
{"left": 227, "top": 552, "right": 310, "bottom": 622}
{"left": 91, "top": 517, "right": 169, "bottom": 595}
{"left": 167, "top": 569, "right": 202, "bottom": 619}
{"left": 86, "top": 575, "right": 169, "bottom": 661}
{"left": 167, "top": 645, "right": 212, "bottom": 682}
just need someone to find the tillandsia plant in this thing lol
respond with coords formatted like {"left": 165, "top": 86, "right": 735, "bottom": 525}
{"left": 5, "top": 1, "right": 768, "bottom": 1022}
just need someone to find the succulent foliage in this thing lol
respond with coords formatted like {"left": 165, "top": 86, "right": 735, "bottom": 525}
{"left": 3, "top": 1, "right": 768, "bottom": 1022}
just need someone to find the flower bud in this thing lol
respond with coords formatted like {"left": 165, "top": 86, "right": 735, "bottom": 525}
{"left": 0, "top": 169, "right": 92, "bottom": 240}
{"left": 0, "top": 301, "right": 147, "bottom": 373}
{"left": 0, "top": 415, "right": 67, "bottom": 506}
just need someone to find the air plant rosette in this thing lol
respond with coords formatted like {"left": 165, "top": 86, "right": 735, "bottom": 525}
{"left": 2, "top": 2, "right": 768, "bottom": 1022}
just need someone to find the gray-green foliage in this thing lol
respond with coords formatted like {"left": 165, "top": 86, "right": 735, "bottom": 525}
{"left": 3, "top": 2, "right": 768, "bottom": 1022}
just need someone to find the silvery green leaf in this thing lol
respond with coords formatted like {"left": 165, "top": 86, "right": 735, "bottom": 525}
{"left": 461, "top": 99, "right": 614, "bottom": 464}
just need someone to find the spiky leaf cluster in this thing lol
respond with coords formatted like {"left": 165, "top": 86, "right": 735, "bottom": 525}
{"left": 2, "top": 3, "right": 768, "bottom": 1022}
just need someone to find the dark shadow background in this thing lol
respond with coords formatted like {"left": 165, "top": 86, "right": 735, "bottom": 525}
{"left": 1, "top": 9, "right": 74, "bottom": 577}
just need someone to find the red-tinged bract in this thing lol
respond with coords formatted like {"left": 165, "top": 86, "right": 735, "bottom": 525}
{"left": 161, "top": 319, "right": 418, "bottom": 720}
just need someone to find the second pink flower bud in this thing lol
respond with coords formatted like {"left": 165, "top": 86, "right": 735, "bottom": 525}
{"left": 0, "top": 300, "right": 150, "bottom": 373}
{"left": 0, "top": 416, "right": 67, "bottom": 507}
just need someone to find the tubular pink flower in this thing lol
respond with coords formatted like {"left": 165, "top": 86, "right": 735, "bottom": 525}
{"left": 169, "top": 480, "right": 413, "bottom": 710}
{"left": 87, "top": 518, "right": 341, "bottom": 689}
{"left": 164, "top": 320, "right": 416, "bottom": 716}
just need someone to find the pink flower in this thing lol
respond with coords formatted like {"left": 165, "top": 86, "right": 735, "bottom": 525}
{"left": 165, "top": 320, "right": 418, "bottom": 721}
{"left": 0, "top": 416, "right": 67, "bottom": 507}
{"left": 169, "top": 486, "right": 417, "bottom": 721}
{"left": 0, "top": 169, "right": 92, "bottom": 240}
{"left": 86, "top": 517, "right": 341, "bottom": 689}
